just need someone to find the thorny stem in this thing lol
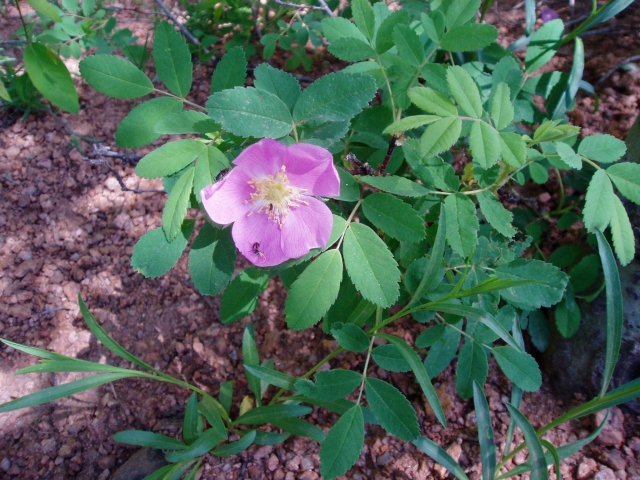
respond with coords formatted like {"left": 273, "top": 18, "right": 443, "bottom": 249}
{"left": 378, "top": 134, "right": 397, "bottom": 175}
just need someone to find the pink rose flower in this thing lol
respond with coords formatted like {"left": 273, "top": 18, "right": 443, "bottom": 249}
{"left": 201, "top": 139, "right": 340, "bottom": 267}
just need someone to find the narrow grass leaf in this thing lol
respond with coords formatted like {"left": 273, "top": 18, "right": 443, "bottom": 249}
{"left": 243, "top": 324, "right": 262, "bottom": 406}
{"left": 505, "top": 404, "right": 549, "bottom": 480}
{"left": 235, "top": 405, "right": 312, "bottom": 426}
{"left": 243, "top": 365, "right": 296, "bottom": 390}
{"left": 113, "top": 430, "right": 186, "bottom": 450}
{"left": 472, "top": 381, "right": 496, "bottom": 480}
{"left": 413, "top": 437, "right": 470, "bottom": 480}
{"left": 271, "top": 417, "right": 326, "bottom": 444}
{"left": 210, "top": 430, "right": 256, "bottom": 457}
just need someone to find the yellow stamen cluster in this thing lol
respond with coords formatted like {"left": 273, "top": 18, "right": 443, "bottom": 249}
{"left": 246, "top": 166, "right": 307, "bottom": 228}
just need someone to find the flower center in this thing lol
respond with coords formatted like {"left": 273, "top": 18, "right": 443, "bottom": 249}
{"left": 247, "top": 166, "right": 307, "bottom": 227}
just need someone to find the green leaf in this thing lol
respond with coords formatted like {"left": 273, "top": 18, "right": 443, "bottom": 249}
{"left": 333, "top": 167, "right": 360, "bottom": 201}
{"left": 24, "top": 42, "right": 78, "bottom": 114}
{"left": 210, "top": 430, "right": 256, "bottom": 457}
{"left": 235, "top": 405, "right": 312, "bottom": 425}
{"left": 596, "top": 230, "right": 624, "bottom": 397}
{"left": 327, "top": 37, "right": 376, "bottom": 63}
{"left": 136, "top": 139, "right": 206, "bottom": 179}
{"left": 321, "top": 16, "right": 368, "bottom": 43}
{"left": 372, "top": 344, "right": 411, "bottom": 372}
{"left": 473, "top": 381, "right": 496, "bottom": 480}
{"left": 420, "top": 116, "right": 462, "bottom": 158}
{"left": 496, "top": 259, "right": 568, "bottom": 309}
{"left": 153, "top": 21, "right": 192, "bottom": 97}
{"left": 188, "top": 224, "right": 235, "bottom": 296}
{"left": 456, "top": 340, "right": 488, "bottom": 399}
{"left": 155, "top": 110, "right": 218, "bottom": 135}
{"left": 0, "top": 373, "right": 132, "bottom": 413}
{"left": 447, "top": 66, "right": 482, "bottom": 118}
{"left": 376, "top": 9, "right": 410, "bottom": 53}
{"left": 163, "top": 428, "right": 223, "bottom": 462}
{"left": 606, "top": 162, "right": 640, "bottom": 203}
{"left": 444, "top": 194, "right": 478, "bottom": 258}
{"left": 343, "top": 223, "right": 400, "bottom": 307}
{"left": 525, "top": 19, "right": 563, "bottom": 73}
{"left": 220, "top": 268, "right": 270, "bottom": 324}
{"left": 470, "top": 121, "right": 501, "bottom": 168}
{"left": 499, "top": 132, "right": 526, "bottom": 167}
{"left": 243, "top": 365, "right": 296, "bottom": 390}
{"left": 197, "top": 396, "right": 228, "bottom": 440}
{"left": 352, "top": 0, "right": 375, "bottom": 40}
{"left": 270, "top": 417, "right": 326, "bottom": 444}
{"left": 477, "top": 191, "right": 515, "bottom": 238}
{"left": 206, "top": 87, "right": 293, "bottom": 138}
{"left": 383, "top": 115, "right": 440, "bottom": 134}
{"left": 609, "top": 195, "right": 634, "bottom": 266}
{"left": 493, "top": 346, "right": 541, "bottom": 392}
{"left": 377, "top": 334, "right": 446, "bottom": 427}
{"left": 362, "top": 193, "right": 425, "bottom": 242}
{"left": 27, "top": 0, "right": 61, "bottom": 21}
{"left": 555, "top": 297, "right": 581, "bottom": 338}
{"left": 243, "top": 324, "right": 262, "bottom": 405}
{"left": 115, "top": 97, "right": 183, "bottom": 148}
{"left": 529, "top": 162, "right": 549, "bottom": 184}
{"left": 0, "top": 80, "right": 10, "bottom": 101}
{"left": 320, "top": 405, "right": 364, "bottom": 480}
{"left": 253, "top": 63, "right": 300, "bottom": 111}
{"left": 293, "top": 72, "right": 377, "bottom": 125}
{"left": 490, "top": 82, "right": 514, "bottom": 130}
{"left": 162, "top": 167, "right": 194, "bottom": 241}
{"left": 82, "top": 0, "right": 94, "bottom": 16}
{"left": 583, "top": 169, "right": 615, "bottom": 232}
{"left": 285, "top": 250, "right": 343, "bottom": 330}
{"left": 193, "top": 146, "right": 230, "bottom": 203}
{"left": 131, "top": 221, "right": 194, "bottom": 278}
{"left": 79, "top": 55, "right": 153, "bottom": 99}
{"left": 295, "top": 370, "right": 362, "bottom": 402}
{"left": 331, "top": 323, "right": 370, "bottom": 352}
{"left": 113, "top": 430, "right": 186, "bottom": 450}
{"left": 445, "top": 0, "right": 481, "bottom": 28}
{"left": 555, "top": 142, "right": 582, "bottom": 169}
{"left": 359, "top": 175, "right": 430, "bottom": 197}
{"left": 505, "top": 404, "right": 548, "bottom": 480}
{"left": 440, "top": 24, "right": 499, "bottom": 52}
{"left": 424, "top": 321, "right": 462, "bottom": 378}
{"left": 578, "top": 134, "right": 627, "bottom": 163}
{"left": 210, "top": 46, "right": 247, "bottom": 94}
{"left": 366, "top": 378, "right": 419, "bottom": 441}
{"left": 408, "top": 87, "right": 457, "bottom": 116}
{"left": 392, "top": 24, "right": 424, "bottom": 67}
{"left": 183, "top": 392, "right": 200, "bottom": 444}
{"left": 413, "top": 437, "right": 470, "bottom": 480}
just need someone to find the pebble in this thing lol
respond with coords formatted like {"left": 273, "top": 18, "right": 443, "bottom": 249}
{"left": 1, "top": 458, "right": 10, "bottom": 471}
{"left": 600, "top": 449, "right": 627, "bottom": 471}
{"left": 594, "top": 467, "right": 617, "bottom": 480}
{"left": 595, "top": 407, "right": 625, "bottom": 447}
{"left": 577, "top": 458, "right": 598, "bottom": 479}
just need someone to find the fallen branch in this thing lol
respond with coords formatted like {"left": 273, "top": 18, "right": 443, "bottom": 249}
{"left": 272, "top": 0, "right": 334, "bottom": 17}
{"left": 154, "top": 0, "right": 210, "bottom": 52}
{"left": 85, "top": 153, "right": 165, "bottom": 194}
{"left": 594, "top": 54, "right": 640, "bottom": 89}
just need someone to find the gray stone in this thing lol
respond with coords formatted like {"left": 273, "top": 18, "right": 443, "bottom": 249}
{"left": 543, "top": 200, "right": 640, "bottom": 413}
{"left": 110, "top": 448, "right": 167, "bottom": 480}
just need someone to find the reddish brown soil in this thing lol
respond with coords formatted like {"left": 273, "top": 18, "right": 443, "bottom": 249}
{"left": 1, "top": 1, "right": 639, "bottom": 479}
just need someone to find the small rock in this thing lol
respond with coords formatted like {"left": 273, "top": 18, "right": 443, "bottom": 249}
{"left": 193, "top": 337, "right": 204, "bottom": 356}
{"left": 595, "top": 407, "right": 625, "bottom": 447}
{"left": 267, "top": 454, "right": 279, "bottom": 472}
{"left": 376, "top": 452, "right": 392, "bottom": 466}
{"left": 594, "top": 467, "right": 617, "bottom": 480}
{"left": 58, "top": 444, "right": 74, "bottom": 458}
{"left": 300, "top": 457, "right": 314, "bottom": 471}
{"left": 110, "top": 448, "right": 168, "bottom": 480}
{"left": 41, "top": 438, "right": 56, "bottom": 455}
{"left": 628, "top": 437, "right": 640, "bottom": 453}
{"left": 286, "top": 455, "right": 301, "bottom": 471}
{"left": 98, "top": 455, "right": 115, "bottom": 470}
{"left": 600, "top": 449, "right": 627, "bottom": 471}
{"left": 1, "top": 458, "right": 10, "bottom": 471}
{"left": 96, "top": 469, "right": 110, "bottom": 480}
{"left": 577, "top": 458, "right": 598, "bottom": 479}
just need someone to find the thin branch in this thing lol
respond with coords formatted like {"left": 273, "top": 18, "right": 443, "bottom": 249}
{"left": 85, "top": 155, "right": 165, "bottom": 194}
{"left": 378, "top": 134, "right": 397, "bottom": 175}
{"left": 154, "top": 0, "right": 208, "bottom": 51}
{"left": 272, "top": 0, "right": 334, "bottom": 17}
{"left": 594, "top": 54, "right": 640, "bottom": 89}
{"left": 92, "top": 144, "right": 143, "bottom": 164}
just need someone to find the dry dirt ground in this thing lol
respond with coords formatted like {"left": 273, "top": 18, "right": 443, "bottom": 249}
{"left": 1, "top": 1, "right": 640, "bottom": 479}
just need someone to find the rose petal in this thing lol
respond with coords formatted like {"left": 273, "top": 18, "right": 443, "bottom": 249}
{"left": 280, "top": 197, "right": 333, "bottom": 259}
{"left": 232, "top": 213, "right": 289, "bottom": 267}
{"left": 202, "top": 167, "right": 254, "bottom": 225}
{"left": 284, "top": 143, "right": 340, "bottom": 197}
{"left": 232, "top": 139, "right": 287, "bottom": 179}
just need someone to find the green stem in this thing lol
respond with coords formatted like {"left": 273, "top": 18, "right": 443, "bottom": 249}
{"left": 14, "top": 0, "right": 32, "bottom": 46}
{"left": 356, "top": 308, "right": 381, "bottom": 404}
{"left": 550, "top": 167, "right": 565, "bottom": 215}
{"left": 153, "top": 88, "right": 207, "bottom": 111}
